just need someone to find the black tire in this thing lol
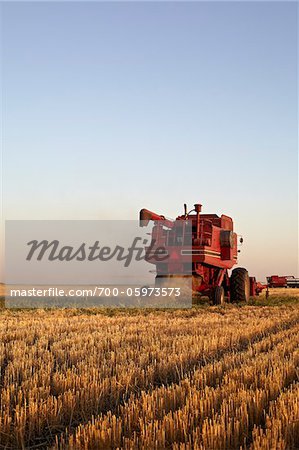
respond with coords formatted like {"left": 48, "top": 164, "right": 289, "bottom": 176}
{"left": 211, "top": 286, "right": 225, "bottom": 305}
{"left": 230, "top": 268, "right": 250, "bottom": 302}
{"left": 192, "top": 274, "right": 202, "bottom": 293}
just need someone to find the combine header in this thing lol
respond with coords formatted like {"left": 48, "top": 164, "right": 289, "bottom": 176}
{"left": 140, "top": 203, "right": 266, "bottom": 304}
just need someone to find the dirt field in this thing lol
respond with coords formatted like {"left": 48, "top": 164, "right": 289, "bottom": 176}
{"left": 0, "top": 302, "right": 298, "bottom": 449}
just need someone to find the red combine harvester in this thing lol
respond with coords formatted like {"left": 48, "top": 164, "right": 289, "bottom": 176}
{"left": 140, "top": 203, "right": 266, "bottom": 304}
{"left": 267, "top": 275, "right": 299, "bottom": 288}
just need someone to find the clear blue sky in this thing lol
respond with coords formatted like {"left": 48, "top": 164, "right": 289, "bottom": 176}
{"left": 1, "top": 1, "right": 298, "bottom": 281}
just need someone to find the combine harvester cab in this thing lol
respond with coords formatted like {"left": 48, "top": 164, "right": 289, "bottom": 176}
{"left": 140, "top": 202, "right": 266, "bottom": 305}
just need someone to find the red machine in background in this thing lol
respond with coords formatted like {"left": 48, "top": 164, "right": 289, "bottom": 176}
{"left": 267, "top": 275, "right": 299, "bottom": 288}
{"left": 140, "top": 203, "right": 266, "bottom": 304}
{"left": 266, "top": 275, "right": 288, "bottom": 288}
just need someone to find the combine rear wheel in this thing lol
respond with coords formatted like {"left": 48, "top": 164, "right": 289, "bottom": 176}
{"left": 211, "top": 286, "right": 225, "bottom": 305}
{"left": 230, "top": 268, "right": 250, "bottom": 302}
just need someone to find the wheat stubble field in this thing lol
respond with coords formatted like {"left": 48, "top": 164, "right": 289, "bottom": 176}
{"left": 0, "top": 292, "right": 298, "bottom": 449}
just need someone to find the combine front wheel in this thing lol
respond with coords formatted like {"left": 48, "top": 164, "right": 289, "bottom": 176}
{"left": 211, "top": 286, "right": 225, "bottom": 305}
{"left": 230, "top": 268, "right": 250, "bottom": 302}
